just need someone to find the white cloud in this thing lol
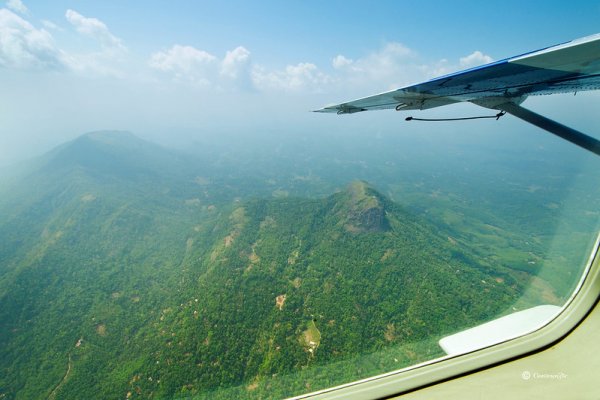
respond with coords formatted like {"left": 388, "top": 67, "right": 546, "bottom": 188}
{"left": 0, "top": 9, "right": 66, "bottom": 70}
{"left": 145, "top": 37, "right": 491, "bottom": 96}
{"left": 149, "top": 44, "right": 257, "bottom": 89}
{"left": 252, "top": 62, "right": 331, "bottom": 92}
{"left": 220, "top": 46, "right": 253, "bottom": 90}
{"left": 459, "top": 50, "right": 493, "bottom": 68}
{"left": 330, "top": 42, "right": 422, "bottom": 91}
{"left": 146, "top": 40, "right": 493, "bottom": 96}
{"left": 62, "top": 9, "right": 129, "bottom": 76}
{"left": 354, "top": 42, "right": 415, "bottom": 77}
{"left": 149, "top": 45, "right": 217, "bottom": 85}
{"left": 221, "top": 46, "right": 250, "bottom": 79}
{"left": 332, "top": 54, "right": 353, "bottom": 69}
{"left": 0, "top": 8, "right": 123, "bottom": 76}
{"left": 65, "top": 9, "right": 125, "bottom": 51}
{"left": 6, "top": 0, "right": 27, "bottom": 14}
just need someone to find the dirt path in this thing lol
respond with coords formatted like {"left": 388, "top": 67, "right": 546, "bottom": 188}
{"left": 48, "top": 353, "right": 72, "bottom": 400}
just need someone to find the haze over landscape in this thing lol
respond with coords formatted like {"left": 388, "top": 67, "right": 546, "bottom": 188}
{"left": 1, "top": 0, "right": 599, "bottom": 165}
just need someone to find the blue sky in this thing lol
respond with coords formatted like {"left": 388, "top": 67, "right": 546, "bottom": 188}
{"left": 1, "top": 0, "right": 600, "bottom": 164}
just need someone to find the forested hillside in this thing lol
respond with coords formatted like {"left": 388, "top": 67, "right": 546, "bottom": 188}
{"left": 0, "top": 131, "right": 595, "bottom": 399}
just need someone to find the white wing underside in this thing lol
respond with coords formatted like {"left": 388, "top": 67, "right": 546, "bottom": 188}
{"left": 316, "top": 33, "right": 600, "bottom": 114}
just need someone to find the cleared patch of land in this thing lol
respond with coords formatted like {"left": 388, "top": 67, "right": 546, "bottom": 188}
{"left": 299, "top": 320, "right": 321, "bottom": 356}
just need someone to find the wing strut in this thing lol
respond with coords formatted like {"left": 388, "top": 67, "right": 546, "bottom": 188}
{"left": 499, "top": 102, "right": 600, "bottom": 157}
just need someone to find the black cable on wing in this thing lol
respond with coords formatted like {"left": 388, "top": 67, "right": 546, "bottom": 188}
{"left": 405, "top": 111, "right": 506, "bottom": 122}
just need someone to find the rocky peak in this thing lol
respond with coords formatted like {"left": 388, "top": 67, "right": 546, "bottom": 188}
{"left": 337, "top": 181, "right": 390, "bottom": 233}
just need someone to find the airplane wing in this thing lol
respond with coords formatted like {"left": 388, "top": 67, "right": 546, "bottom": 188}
{"left": 315, "top": 33, "right": 600, "bottom": 114}
{"left": 315, "top": 33, "right": 600, "bottom": 156}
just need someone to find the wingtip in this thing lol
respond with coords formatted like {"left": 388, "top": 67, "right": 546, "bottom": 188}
{"left": 312, "top": 107, "right": 338, "bottom": 113}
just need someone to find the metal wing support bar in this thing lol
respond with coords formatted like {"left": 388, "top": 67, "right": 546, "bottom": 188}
{"left": 499, "top": 102, "right": 600, "bottom": 157}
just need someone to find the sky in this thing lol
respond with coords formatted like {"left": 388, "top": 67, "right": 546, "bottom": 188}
{"left": 1, "top": 0, "right": 600, "bottom": 165}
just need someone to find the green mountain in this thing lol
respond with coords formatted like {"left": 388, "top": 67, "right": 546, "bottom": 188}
{"left": 0, "top": 132, "right": 524, "bottom": 399}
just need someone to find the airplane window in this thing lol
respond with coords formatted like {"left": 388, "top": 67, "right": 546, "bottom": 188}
{"left": 1, "top": 3, "right": 599, "bottom": 400}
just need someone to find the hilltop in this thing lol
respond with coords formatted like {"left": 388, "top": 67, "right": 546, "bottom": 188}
{"left": 329, "top": 180, "right": 390, "bottom": 233}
